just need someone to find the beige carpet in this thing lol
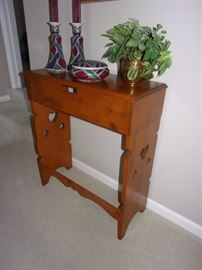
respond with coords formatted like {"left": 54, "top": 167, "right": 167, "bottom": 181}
{"left": 0, "top": 89, "right": 201, "bottom": 270}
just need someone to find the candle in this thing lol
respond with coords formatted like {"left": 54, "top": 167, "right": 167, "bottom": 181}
{"left": 49, "top": 0, "right": 58, "bottom": 22}
{"left": 72, "top": 0, "right": 81, "bottom": 23}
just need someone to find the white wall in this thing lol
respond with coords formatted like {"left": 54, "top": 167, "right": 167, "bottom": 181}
{"left": 0, "top": 22, "right": 11, "bottom": 95}
{"left": 23, "top": 0, "right": 201, "bottom": 227}
{"left": 0, "top": 0, "right": 23, "bottom": 89}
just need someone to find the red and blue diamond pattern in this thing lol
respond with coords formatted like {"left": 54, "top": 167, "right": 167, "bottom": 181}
{"left": 46, "top": 24, "right": 66, "bottom": 71}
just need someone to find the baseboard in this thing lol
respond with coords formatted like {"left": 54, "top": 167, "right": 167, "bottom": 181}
{"left": 146, "top": 199, "right": 202, "bottom": 239}
{"left": 72, "top": 157, "right": 202, "bottom": 239}
{"left": 73, "top": 158, "right": 118, "bottom": 190}
{"left": 0, "top": 95, "right": 11, "bottom": 102}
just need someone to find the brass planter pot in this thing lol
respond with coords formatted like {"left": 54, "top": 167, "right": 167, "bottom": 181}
{"left": 118, "top": 59, "right": 144, "bottom": 86}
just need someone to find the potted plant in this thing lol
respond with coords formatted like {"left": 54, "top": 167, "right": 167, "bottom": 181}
{"left": 102, "top": 18, "right": 172, "bottom": 84}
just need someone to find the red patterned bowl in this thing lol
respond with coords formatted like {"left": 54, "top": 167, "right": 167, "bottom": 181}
{"left": 69, "top": 60, "right": 110, "bottom": 82}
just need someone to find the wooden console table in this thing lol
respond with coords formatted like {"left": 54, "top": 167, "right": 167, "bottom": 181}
{"left": 24, "top": 69, "right": 166, "bottom": 239}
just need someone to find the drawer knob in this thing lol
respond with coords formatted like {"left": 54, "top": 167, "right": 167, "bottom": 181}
{"left": 67, "top": 86, "right": 77, "bottom": 94}
{"left": 61, "top": 84, "right": 77, "bottom": 94}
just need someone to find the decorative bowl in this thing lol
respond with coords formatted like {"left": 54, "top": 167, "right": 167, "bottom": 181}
{"left": 69, "top": 60, "right": 110, "bottom": 82}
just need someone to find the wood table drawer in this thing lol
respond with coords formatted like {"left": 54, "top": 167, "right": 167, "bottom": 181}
{"left": 28, "top": 77, "right": 131, "bottom": 134}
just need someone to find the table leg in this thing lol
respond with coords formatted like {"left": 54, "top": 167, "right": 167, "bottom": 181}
{"left": 118, "top": 130, "right": 159, "bottom": 239}
{"left": 30, "top": 101, "right": 72, "bottom": 185}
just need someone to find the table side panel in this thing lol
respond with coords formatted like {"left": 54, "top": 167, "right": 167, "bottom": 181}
{"left": 118, "top": 89, "right": 166, "bottom": 238}
{"left": 30, "top": 101, "right": 72, "bottom": 171}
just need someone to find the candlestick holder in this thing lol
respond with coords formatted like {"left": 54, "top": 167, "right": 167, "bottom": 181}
{"left": 46, "top": 22, "right": 66, "bottom": 72}
{"left": 67, "top": 22, "right": 85, "bottom": 70}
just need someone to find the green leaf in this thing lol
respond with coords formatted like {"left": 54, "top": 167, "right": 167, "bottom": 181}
{"left": 104, "top": 42, "right": 114, "bottom": 47}
{"left": 157, "top": 51, "right": 172, "bottom": 75}
{"left": 102, "top": 46, "right": 113, "bottom": 59}
{"left": 131, "top": 31, "right": 142, "bottom": 43}
{"left": 157, "top": 24, "right": 163, "bottom": 29}
{"left": 126, "top": 38, "right": 138, "bottom": 47}
{"left": 128, "top": 53, "right": 136, "bottom": 61}
{"left": 157, "top": 50, "right": 172, "bottom": 62}
{"left": 141, "top": 61, "right": 150, "bottom": 67}
{"left": 109, "top": 46, "right": 119, "bottom": 62}
{"left": 102, "top": 45, "right": 120, "bottom": 63}
{"left": 126, "top": 18, "right": 139, "bottom": 31}
{"left": 127, "top": 66, "right": 139, "bottom": 80}
{"left": 163, "top": 40, "right": 171, "bottom": 50}
{"left": 143, "top": 47, "right": 157, "bottom": 62}
{"left": 128, "top": 50, "right": 142, "bottom": 61}
{"left": 114, "top": 38, "right": 130, "bottom": 62}
{"left": 138, "top": 43, "right": 146, "bottom": 51}
{"left": 142, "top": 26, "right": 151, "bottom": 33}
{"left": 142, "top": 64, "right": 154, "bottom": 79}
{"left": 115, "top": 24, "right": 130, "bottom": 37}
{"left": 145, "top": 38, "right": 153, "bottom": 48}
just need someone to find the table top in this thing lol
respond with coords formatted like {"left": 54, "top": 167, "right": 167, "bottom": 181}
{"left": 24, "top": 69, "right": 167, "bottom": 101}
